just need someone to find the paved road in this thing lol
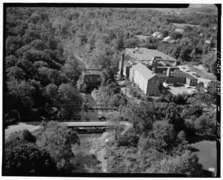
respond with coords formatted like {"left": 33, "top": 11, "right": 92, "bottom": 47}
{"left": 5, "top": 123, "right": 41, "bottom": 139}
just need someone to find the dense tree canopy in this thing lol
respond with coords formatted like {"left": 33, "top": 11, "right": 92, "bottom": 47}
{"left": 36, "top": 121, "right": 80, "bottom": 173}
{"left": 5, "top": 7, "right": 83, "bottom": 126}
{"left": 4, "top": 139, "right": 57, "bottom": 175}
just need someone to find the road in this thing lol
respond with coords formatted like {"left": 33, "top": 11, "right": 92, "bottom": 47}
{"left": 5, "top": 122, "right": 41, "bottom": 139}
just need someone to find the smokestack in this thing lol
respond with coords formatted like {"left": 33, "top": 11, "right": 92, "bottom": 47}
{"left": 166, "top": 67, "right": 171, "bottom": 77}
{"left": 119, "top": 53, "right": 124, "bottom": 79}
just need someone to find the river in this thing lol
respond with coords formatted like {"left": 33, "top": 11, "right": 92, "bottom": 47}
{"left": 80, "top": 93, "right": 99, "bottom": 121}
{"left": 192, "top": 140, "right": 217, "bottom": 176}
{"left": 74, "top": 53, "right": 100, "bottom": 121}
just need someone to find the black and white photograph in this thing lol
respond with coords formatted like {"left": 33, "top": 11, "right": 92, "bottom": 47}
{"left": 2, "top": 2, "right": 221, "bottom": 177}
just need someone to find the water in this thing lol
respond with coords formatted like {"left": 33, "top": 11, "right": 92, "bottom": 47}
{"left": 81, "top": 93, "right": 100, "bottom": 121}
{"left": 192, "top": 140, "right": 217, "bottom": 175}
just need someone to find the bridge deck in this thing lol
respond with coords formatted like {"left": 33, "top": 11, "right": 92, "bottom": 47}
{"left": 62, "top": 121, "right": 112, "bottom": 127}
{"left": 62, "top": 121, "right": 131, "bottom": 127}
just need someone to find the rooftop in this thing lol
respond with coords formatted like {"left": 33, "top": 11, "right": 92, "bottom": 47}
{"left": 157, "top": 69, "right": 197, "bottom": 79}
{"left": 125, "top": 48, "right": 177, "bottom": 62}
{"left": 132, "top": 62, "right": 156, "bottom": 81}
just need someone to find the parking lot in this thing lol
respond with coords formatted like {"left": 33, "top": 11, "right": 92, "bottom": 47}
{"left": 178, "top": 65, "right": 213, "bottom": 87}
{"left": 168, "top": 85, "right": 196, "bottom": 95}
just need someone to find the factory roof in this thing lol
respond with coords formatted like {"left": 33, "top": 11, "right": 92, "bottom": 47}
{"left": 125, "top": 48, "right": 177, "bottom": 62}
{"left": 132, "top": 62, "right": 156, "bottom": 81}
{"left": 157, "top": 69, "right": 197, "bottom": 80}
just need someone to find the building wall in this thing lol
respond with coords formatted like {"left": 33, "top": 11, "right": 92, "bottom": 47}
{"left": 123, "top": 65, "right": 130, "bottom": 78}
{"left": 130, "top": 67, "right": 163, "bottom": 96}
{"left": 133, "top": 70, "right": 148, "bottom": 94}
{"left": 189, "top": 79, "right": 197, "bottom": 86}
{"left": 83, "top": 74, "right": 101, "bottom": 86}
{"left": 186, "top": 78, "right": 190, "bottom": 85}
{"left": 129, "top": 67, "right": 134, "bottom": 81}
{"left": 147, "top": 76, "right": 162, "bottom": 96}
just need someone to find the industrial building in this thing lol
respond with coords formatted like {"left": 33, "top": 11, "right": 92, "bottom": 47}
{"left": 119, "top": 48, "right": 197, "bottom": 96}
{"left": 156, "top": 68, "right": 197, "bottom": 86}
{"left": 78, "top": 69, "right": 102, "bottom": 92}
{"left": 129, "top": 63, "right": 162, "bottom": 96}
{"left": 125, "top": 48, "right": 178, "bottom": 66}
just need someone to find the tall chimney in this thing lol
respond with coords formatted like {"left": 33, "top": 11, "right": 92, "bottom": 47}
{"left": 166, "top": 67, "right": 171, "bottom": 77}
{"left": 119, "top": 53, "right": 125, "bottom": 79}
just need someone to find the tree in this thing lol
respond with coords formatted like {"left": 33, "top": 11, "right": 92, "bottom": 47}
{"left": 171, "top": 45, "right": 182, "bottom": 59}
{"left": 165, "top": 103, "right": 183, "bottom": 131}
{"left": 170, "top": 32, "right": 182, "bottom": 40}
{"left": 202, "top": 51, "right": 216, "bottom": 73}
{"left": 7, "top": 80, "right": 36, "bottom": 115}
{"left": 109, "top": 93, "right": 127, "bottom": 107}
{"left": 179, "top": 45, "right": 193, "bottom": 61}
{"left": 62, "top": 60, "right": 80, "bottom": 85}
{"left": 44, "top": 83, "right": 58, "bottom": 101}
{"left": 6, "top": 66, "right": 26, "bottom": 80}
{"left": 121, "top": 102, "right": 155, "bottom": 134}
{"left": 36, "top": 121, "right": 80, "bottom": 173}
{"left": 152, "top": 120, "right": 176, "bottom": 149}
{"left": 117, "top": 127, "right": 139, "bottom": 147}
{"left": 22, "top": 129, "right": 36, "bottom": 143}
{"left": 153, "top": 150, "right": 204, "bottom": 177}
{"left": 5, "top": 55, "right": 18, "bottom": 68}
{"left": 206, "top": 81, "right": 217, "bottom": 104}
{"left": 57, "top": 83, "right": 83, "bottom": 119}
{"left": 4, "top": 139, "right": 56, "bottom": 175}
{"left": 194, "top": 112, "right": 216, "bottom": 136}
{"left": 162, "top": 30, "right": 169, "bottom": 38}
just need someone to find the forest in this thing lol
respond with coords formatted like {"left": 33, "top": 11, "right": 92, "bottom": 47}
{"left": 4, "top": 6, "right": 218, "bottom": 176}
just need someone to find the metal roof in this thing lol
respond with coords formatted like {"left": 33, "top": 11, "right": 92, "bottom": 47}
{"left": 157, "top": 69, "right": 197, "bottom": 80}
{"left": 132, "top": 63, "right": 156, "bottom": 81}
{"left": 172, "top": 70, "right": 197, "bottom": 79}
{"left": 125, "top": 48, "right": 177, "bottom": 62}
